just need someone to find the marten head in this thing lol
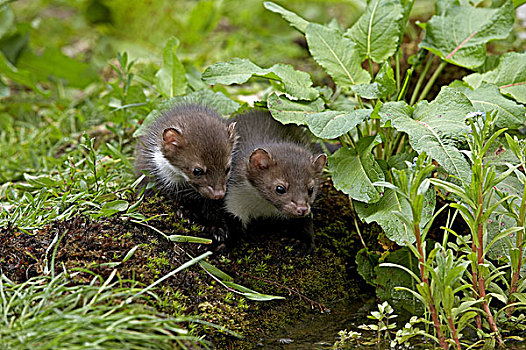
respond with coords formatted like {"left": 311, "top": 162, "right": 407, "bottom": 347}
{"left": 246, "top": 144, "right": 326, "bottom": 217}
{"left": 160, "top": 109, "right": 236, "bottom": 200}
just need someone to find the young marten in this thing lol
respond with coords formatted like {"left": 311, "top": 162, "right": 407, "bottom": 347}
{"left": 224, "top": 110, "right": 326, "bottom": 252}
{"left": 135, "top": 103, "right": 236, "bottom": 200}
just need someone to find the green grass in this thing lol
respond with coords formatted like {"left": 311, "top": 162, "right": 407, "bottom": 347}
{"left": 0, "top": 270, "right": 209, "bottom": 350}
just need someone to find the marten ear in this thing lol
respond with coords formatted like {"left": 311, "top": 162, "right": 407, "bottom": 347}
{"left": 312, "top": 153, "right": 327, "bottom": 174}
{"left": 249, "top": 148, "right": 272, "bottom": 170}
{"left": 227, "top": 122, "right": 237, "bottom": 144}
{"left": 163, "top": 128, "right": 185, "bottom": 147}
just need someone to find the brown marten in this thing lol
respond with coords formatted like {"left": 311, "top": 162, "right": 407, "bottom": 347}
{"left": 134, "top": 103, "right": 236, "bottom": 240}
{"left": 224, "top": 110, "right": 326, "bottom": 253}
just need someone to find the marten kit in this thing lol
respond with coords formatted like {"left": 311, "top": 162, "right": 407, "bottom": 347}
{"left": 135, "top": 104, "right": 326, "bottom": 253}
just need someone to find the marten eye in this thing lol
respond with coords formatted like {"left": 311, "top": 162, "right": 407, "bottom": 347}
{"left": 193, "top": 167, "right": 204, "bottom": 176}
{"left": 308, "top": 186, "right": 314, "bottom": 196}
{"left": 275, "top": 185, "right": 286, "bottom": 194}
{"left": 225, "top": 166, "right": 231, "bottom": 175}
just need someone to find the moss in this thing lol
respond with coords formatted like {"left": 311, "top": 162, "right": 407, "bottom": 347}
{"left": 0, "top": 181, "right": 372, "bottom": 348}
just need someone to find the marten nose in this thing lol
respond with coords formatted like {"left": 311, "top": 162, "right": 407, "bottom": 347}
{"left": 208, "top": 186, "right": 225, "bottom": 199}
{"left": 296, "top": 206, "right": 309, "bottom": 216}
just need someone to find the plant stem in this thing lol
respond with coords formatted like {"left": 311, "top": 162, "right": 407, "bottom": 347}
{"left": 414, "top": 223, "right": 448, "bottom": 350}
{"left": 397, "top": 68, "right": 413, "bottom": 102}
{"left": 473, "top": 169, "right": 502, "bottom": 344}
{"left": 349, "top": 199, "right": 367, "bottom": 249}
{"left": 417, "top": 61, "right": 446, "bottom": 102}
{"left": 410, "top": 53, "right": 434, "bottom": 105}
{"left": 447, "top": 315, "right": 461, "bottom": 350}
{"left": 395, "top": 52, "right": 401, "bottom": 94}
{"left": 507, "top": 186, "right": 526, "bottom": 316}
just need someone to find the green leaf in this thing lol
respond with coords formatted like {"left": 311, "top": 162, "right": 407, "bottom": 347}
{"left": 376, "top": 249, "right": 423, "bottom": 314}
{"left": 328, "top": 136, "right": 384, "bottom": 203}
{"left": 472, "top": 52, "right": 526, "bottom": 104}
{"left": 203, "top": 58, "right": 318, "bottom": 100}
{"left": 267, "top": 93, "right": 325, "bottom": 125}
{"left": 166, "top": 235, "right": 213, "bottom": 244}
{"left": 380, "top": 88, "right": 473, "bottom": 184}
{"left": 0, "top": 5, "right": 14, "bottom": 40}
{"left": 200, "top": 261, "right": 233, "bottom": 281}
{"left": 263, "top": 1, "right": 309, "bottom": 33}
{"left": 0, "top": 78, "right": 9, "bottom": 98}
{"left": 345, "top": 0, "right": 404, "bottom": 63}
{"left": 454, "top": 82, "right": 525, "bottom": 130}
{"left": 305, "top": 23, "right": 370, "bottom": 92}
{"left": 16, "top": 48, "right": 98, "bottom": 88}
{"left": 186, "top": 1, "right": 221, "bottom": 40}
{"left": 155, "top": 37, "right": 188, "bottom": 98}
{"left": 203, "top": 58, "right": 259, "bottom": 85}
{"left": 420, "top": 1, "right": 514, "bottom": 69}
{"left": 99, "top": 200, "right": 129, "bottom": 217}
{"left": 134, "top": 90, "right": 239, "bottom": 137}
{"left": 356, "top": 247, "right": 380, "bottom": 286}
{"left": 351, "top": 63, "right": 396, "bottom": 99}
{"left": 305, "top": 109, "right": 370, "bottom": 139}
{"left": 262, "top": 64, "right": 319, "bottom": 100}
{"left": 355, "top": 189, "right": 413, "bottom": 244}
{"left": 0, "top": 52, "right": 47, "bottom": 95}
{"left": 222, "top": 281, "right": 285, "bottom": 301}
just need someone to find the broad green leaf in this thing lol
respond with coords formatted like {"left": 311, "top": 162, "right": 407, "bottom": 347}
{"left": 375, "top": 248, "right": 423, "bottom": 314}
{"left": 186, "top": 1, "right": 221, "bottom": 40}
{"left": 155, "top": 37, "right": 187, "bottom": 98}
{"left": 375, "top": 100, "right": 413, "bottom": 126}
{"left": 305, "top": 23, "right": 370, "bottom": 92}
{"left": 328, "top": 136, "right": 384, "bottom": 203}
{"left": 0, "top": 52, "right": 47, "bottom": 95}
{"left": 203, "top": 58, "right": 259, "bottom": 85}
{"left": 16, "top": 48, "right": 98, "bottom": 88}
{"left": 355, "top": 189, "right": 413, "bottom": 244}
{"left": 263, "top": 1, "right": 309, "bottom": 33}
{"left": 0, "top": 23, "right": 29, "bottom": 64}
{"left": 305, "top": 109, "right": 370, "bottom": 139}
{"left": 355, "top": 183, "right": 435, "bottom": 246}
{"left": 455, "top": 82, "right": 525, "bottom": 130}
{"left": 351, "top": 63, "right": 396, "bottom": 99}
{"left": 203, "top": 58, "right": 318, "bottom": 100}
{"left": 267, "top": 93, "right": 325, "bottom": 125}
{"left": 355, "top": 247, "right": 380, "bottom": 286}
{"left": 420, "top": 1, "right": 514, "bottom": 69}
{"left": 134, "top": 90, "right": 239, "bottom": 137}
{"left": 474, "top": 52, "right": 526, "bottom": 104}
{"left": 345, "top": 0, "right": 404, "bottom": 63}
{"left": 463, "top": 73, "right": 483, "bottom": 89}
{"left": 380, "top": 88, "right": 473, "bottom": 184}
{"left": 261, "top": 64, "right": 319, "bottom": 100}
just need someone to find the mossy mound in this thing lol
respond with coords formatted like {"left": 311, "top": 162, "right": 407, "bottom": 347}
{"left": 0, "top": 182, "right": 370, "bottom": 348}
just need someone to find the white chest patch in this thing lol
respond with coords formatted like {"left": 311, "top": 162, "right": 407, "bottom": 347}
{"left": 225, "top": 180, "right": 284, "bottom": 226}
{"left": 151, "top": 147, "right": 189, "bottom": 189}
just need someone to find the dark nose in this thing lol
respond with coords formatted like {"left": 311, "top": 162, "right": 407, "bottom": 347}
{"left": 296, "top": 206, "right": 309, "bottom": 216}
